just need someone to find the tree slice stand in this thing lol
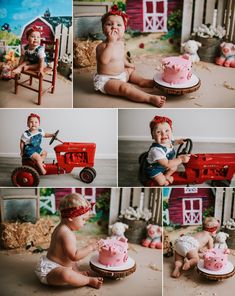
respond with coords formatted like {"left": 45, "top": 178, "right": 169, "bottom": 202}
{"left": 153, "top": 73, "right": 201, "bottom": 95}
{"left": 89, "top": 255, "right": 136, "bottom": 279}
{"left": 197, "top": 260, "right": 235, "bottom": 281}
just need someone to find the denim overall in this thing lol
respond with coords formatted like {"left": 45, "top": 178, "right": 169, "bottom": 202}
{"left": 146, "top": 143, "right": 175, "bottom": 178}
{"left": 23, "top": 129, "right": 43, "bottom": 158}
{"left": 24, "top": 45, "right": 44, "bottom": 64}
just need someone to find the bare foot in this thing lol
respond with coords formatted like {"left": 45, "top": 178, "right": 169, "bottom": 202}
{"left": 12, "top": 68, "right": 22, "bottom": 75}
{"left": 149, "top": 95, "right": 166, "bottom": 108}
{"left": 166, "top": 176, "right": 174, "bottom": 184}
{"left": 171, "top": 267, "right": 181, "bottom": 278}
{"left": 88, "top": 277, "right": 103, "bottom": 289}
{"left": 182, "top": 259, "right": 191, "bottom": 271}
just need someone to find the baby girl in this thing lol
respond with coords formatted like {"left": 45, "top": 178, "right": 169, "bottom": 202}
{"left": 94, "top": 5, "right": 166, "bottom": 107}
{"left": 35, "top": 193, "right": 103, "bottom": 289}
{"left": 146, "top": 116, "right": 190, "bottom": 186}
{"left": 171, "top": 217, "right": 220, "bottom": 278}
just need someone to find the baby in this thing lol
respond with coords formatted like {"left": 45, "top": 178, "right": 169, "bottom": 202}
{"left": 20, "top": 113, "right": 55, "bottom": 175}
{"left": 35, "top": 193, "right": 103, "bottom": 289}
{"left": 146, "top": 116, "right": 190, "bottom": 186}
{"left": 13, "top": 26, "right": 45, "bottom": 76}
{"left": 171, "top": 217, "right": 220, "bottom": 278}
{"left": 94, "top": 5, "right": 166, "bottom": 107}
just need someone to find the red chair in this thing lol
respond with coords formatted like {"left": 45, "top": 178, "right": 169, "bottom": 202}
{"left": 14, "top": 39, "right": 59, "bottom": 105}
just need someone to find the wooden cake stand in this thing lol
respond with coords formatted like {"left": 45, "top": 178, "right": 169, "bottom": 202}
{"left": 153, "top": 73, "right": 201, "bottom": 95}
{"left": 89, "top": 255, "right": 136, "bottom": 279}
{"left": 197, "top": 260, "right": 235, "bottom": 281}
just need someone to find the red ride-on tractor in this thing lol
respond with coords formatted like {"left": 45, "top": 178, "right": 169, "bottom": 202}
{"left": 139, "top": 139, "right": 235, "bottom": 187}
{"left": 11, "top": 130, "right": 97, "bottom": 187}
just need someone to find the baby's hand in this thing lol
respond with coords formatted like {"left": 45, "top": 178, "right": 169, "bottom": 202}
{"left": 179, "top": 154, "right": 191, "bottom": 163}
{"left": 127, "top": 63, "right": 135, "bottom": 70}
{"left": 38, "top": 69, "right": 44, "bottom": 77}
{"left": 107, "top": 30, "right": 119, "bottom": 43}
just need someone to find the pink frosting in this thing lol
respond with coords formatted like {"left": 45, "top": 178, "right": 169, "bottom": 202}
{"left": 98, "top": 237, "right": 128, "bottom": 267}
{"left": 162, "top": 56, "right": 192, "bottom": 84}
{"left": 203, "top": 248, "right": 228, "bottom": 271}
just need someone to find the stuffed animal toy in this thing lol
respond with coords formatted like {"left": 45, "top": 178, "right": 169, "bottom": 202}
{"left": 142, "top": 224, "right": 162, "bottom": 249}
{"left": 214, "top": 231, "right": 229, "bottom": 249}
{"left": 181, "top": 40, "right": 201, "bottom": 63}
{"left": 215, "top": 42, "right": 235, "bottom": 67}
{"left": 109, "top": 222, "right": 129, "bottom": 238}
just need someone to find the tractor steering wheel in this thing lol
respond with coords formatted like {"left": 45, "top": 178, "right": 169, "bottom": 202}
{"left": 49, "top": 130, "right": 59, "bottom": 145}
{"left": 176, "top": 138, "right": 193, "bottom": 157}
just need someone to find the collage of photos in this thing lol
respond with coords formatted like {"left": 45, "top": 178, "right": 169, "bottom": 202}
{"left": 0, "top": 1, "right": 235, "bottom": 296}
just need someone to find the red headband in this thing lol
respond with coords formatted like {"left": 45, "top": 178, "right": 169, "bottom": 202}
{"left": 204, "top": 226, "right": 218, "bottom": 234}
{"left": 102, "top": 4, "right": 128, "bottom": 28}
{"left": 60, "top": 206, "right": 91, "bottom": 219}
{"left": 150, "top": 116, "right": 173, "bottom": 132}
{"left": 26, "top": 26, "right": 42, "bottom": 39}
{"left": 27, "top": 113, "right": 40, "bottom": 123}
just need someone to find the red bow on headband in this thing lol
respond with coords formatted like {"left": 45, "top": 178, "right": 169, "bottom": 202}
{"left": 60, "top": 206, "right": 91, "bottom": 219}
{"left": 31, "top": 25, "right": 42, "bottom": 32}
{"left": 27, "top": 113, "right": 40, "bottom": 123}
{"left": 109, "top": 4, "right": 128, "bottom": 27}
{"left": 150, "top": 116, "right": 173, "bottom": 130}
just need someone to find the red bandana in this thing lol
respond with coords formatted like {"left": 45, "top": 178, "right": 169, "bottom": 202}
{"left": 104, "top": 4, "right": 128, "bottom": 28}
{"left": 27, "top": 113, "right": 40, "bottom": 123}
{"left": 150, "top": 116, "right": 173, "bottom": 131}
{"left": 60, "top": 206, "right": 91, "bottom": 218}
{"left": 204, "top": 226, "right": 218, "bottom": 234}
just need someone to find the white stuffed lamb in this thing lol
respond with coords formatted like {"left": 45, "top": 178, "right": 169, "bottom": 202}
{"left": 109, "top": 222, "right": 129, "bottom": 239}
{"left": 214, "top": 231, "right": 229, "bottom": 249}
{"left": 181, "top": 40, "right": 202, "bottom": 63}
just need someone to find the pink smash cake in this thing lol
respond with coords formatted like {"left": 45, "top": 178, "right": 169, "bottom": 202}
{"left": 98, "top": 237, "right": 128, "bottom": 267}
{"left": 162, "top": 56, "right": 192, "bottom": 85}
{"left": 203, "top": 248, "right": 228, "bottom": 271}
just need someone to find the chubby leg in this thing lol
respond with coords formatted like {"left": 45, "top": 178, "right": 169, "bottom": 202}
{"left": 128, "top": 69, "right": 155, "bottom": 88}
{"left": 41, "top": 150, "right": 47, "bottom": 163}
{"left": 47, "top": 267, "right": 103, "bottom": 289}
{"left": 23, "top": 63, "right": 40, "bottom": 72}
{"left": 152, "top": 173, "right": 169, "bottom": 186}
{"left": 12, "top": 61, "right": 28, "bottom": 74}
{"left": 104, "top": 79, "right": 165, "bottom": 107}
{"left": 31, "top": 152, "right": 46, "bottom": 175}
{"left": 171, "top": 251, "right": 184, "bottom": 278}
{"left": 164, "top": 166, "right": 177, "bottom": 184}
{"left": 183, "top": 249, "right": 199, "bottom": 271}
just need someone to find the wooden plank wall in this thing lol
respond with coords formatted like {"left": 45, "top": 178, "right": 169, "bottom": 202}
{"left": 214, "top": 188, "right": 235, "bottom": 225}
{"left": 109, "top": 188, "right": 162, "bottom": 226}
{"left": 181, "top": 0, "right": 235, "bottom": 44}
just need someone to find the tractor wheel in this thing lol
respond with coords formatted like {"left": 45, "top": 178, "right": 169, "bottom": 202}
{"left": 11, "top": 166, "right": 40, "bottom": 187}
{"left": 79, "top": 167, "right": 96, "bottom": 184}
{"left": 89, "top": 167, "right": 97, "bottom": 177}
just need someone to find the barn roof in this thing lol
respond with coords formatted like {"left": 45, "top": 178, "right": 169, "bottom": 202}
{"left": 42, "top": 16, "right": 72, "bottom": 29}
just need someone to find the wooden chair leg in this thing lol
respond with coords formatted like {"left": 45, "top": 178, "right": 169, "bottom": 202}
{"left": 38, "top": 75, "right": 43, "bottom": 105}
{"left": 51, "top": 72, "right": 57, "bottom": 94}
{"left": 14, "top": 74, "right": 19, "bottom": 94}
{"left": 29, "top": 76, "right": 32, "bottom": 85}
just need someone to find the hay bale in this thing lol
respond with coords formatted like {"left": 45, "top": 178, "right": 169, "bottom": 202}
{"left": 73, "top": 39, "right": 101, "bottom": 68}
{"left": 0, "top": 218, "right": 55, "bottom": 249}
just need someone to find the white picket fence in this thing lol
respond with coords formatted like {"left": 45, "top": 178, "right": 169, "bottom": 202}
{"left": 214, "top": 187, "right": 235, "bottom": 225}
{"left": 109, "top": 188, "right": 162, "bottom": 227}
{"left": 181, "top": 0, "right": 235, "bottom": 44}
{"left": 55, "top": 24, "right": 72, "bottom": 59}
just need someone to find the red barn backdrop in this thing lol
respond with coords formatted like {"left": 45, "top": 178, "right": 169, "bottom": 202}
{"left": 126, "top": 0, "right": 183, "bottom": 32}
{"left": 168, "top": 188, "right": 215, "bottom": 226}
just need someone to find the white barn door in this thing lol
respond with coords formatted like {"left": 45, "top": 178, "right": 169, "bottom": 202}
{"left": 143, "top": 0, "right": 168, "bottom": 32}
{"left": 182, "top": 198, "right": 202, "bottom": 225}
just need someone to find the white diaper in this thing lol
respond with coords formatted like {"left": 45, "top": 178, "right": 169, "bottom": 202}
{"left": 93, "top": 72, "right": 127, "bottom": 94}
{"left": 174, "top": 235, "right": 199, "bottom": 257}
{"left": 35, "top": 255, "right": 62, "bottom": 284}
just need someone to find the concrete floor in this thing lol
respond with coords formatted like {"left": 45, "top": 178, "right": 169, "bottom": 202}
{"left": 0, "top": 74, "right": 72, "bottom": 108}
{"left": 0, "top": 243, "right": 162, "bottom": 296}
{"left": 73, "top": 60, "right": 235, "bottom": 109}
{"left": 118, "top": 140, "right": 235, "bottom": 187}
{"left": 0, "top": 157, "right": 117, "bottom": 187}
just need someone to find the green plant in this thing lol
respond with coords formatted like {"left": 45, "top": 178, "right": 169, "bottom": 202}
{"left": 203, "top": 206, "right": 214, "bottom": 218}
{"left": 161, "top": 9, "right": 182, "bottom": 46}
{"left": 89, "top": 191, "right": 110, "bottom": 223}
{"left": 113, "top": 1, "right": 126, "bottom": 12}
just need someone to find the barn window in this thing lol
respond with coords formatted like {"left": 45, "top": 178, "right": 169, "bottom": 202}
{"left": 143, "top": 0, "right": 168, "bottom": 32}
